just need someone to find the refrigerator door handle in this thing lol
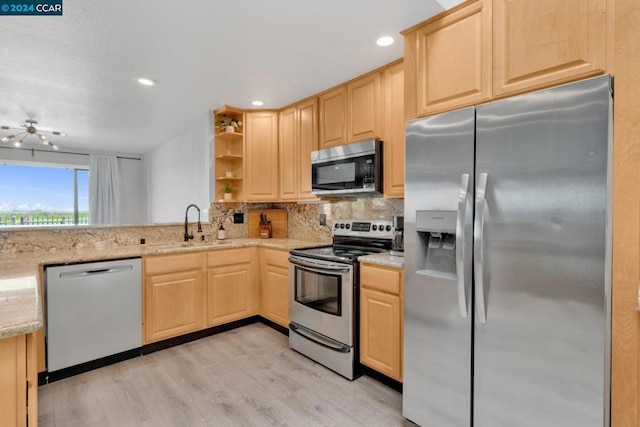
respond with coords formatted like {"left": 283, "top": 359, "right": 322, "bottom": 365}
{"left": 456, "top": 173, "right": 470, "bottom": 318}
{"left": 474, "top": 173, "right": 489, "bottom": 324}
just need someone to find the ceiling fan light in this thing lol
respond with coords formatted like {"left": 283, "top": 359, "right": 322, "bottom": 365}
{"left": 14, "top": 140, "right": 23, "bottom": 147}
{"left": 52, "top": 131, "right": 67, "bottom": 137}
{"left": 1, "top": 126, "right": 9, "bottom": 130}
{"left": 51, "top": 144, "right": 59, "bottom": 150}
{"left": 38, "top": 134, "right": 47, "bottom": 141}
{"left": 5, "top": 135, "right": 15, "bottom": 141}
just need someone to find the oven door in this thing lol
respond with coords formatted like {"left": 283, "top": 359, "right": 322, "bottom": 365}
{"left": 288, "top": 255, "right": 354, "bottom": 346}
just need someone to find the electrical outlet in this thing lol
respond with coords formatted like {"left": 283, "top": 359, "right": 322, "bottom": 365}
{"left": 233, "top": 213, "right": 244, "bottom": 224}
{"left": 140, "top": 238, "right": 145, "bottom": 245}
{"left": 319, "top": 214, "right": 326, "bottom": 226}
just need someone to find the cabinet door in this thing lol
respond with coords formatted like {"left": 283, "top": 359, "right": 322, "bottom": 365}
{"left": 144, "top": 270, "right": 204, "bottom": 343}
{"left": 360, "top": 288, "right": 402, "bottom": 381}
{"left": 319, "top": 86, "right": 347, "bottom": 148}
{"left": 279, "top": 107, "right": 298, "bottom": 201}
{"left": 297, "top": 98, "right": 319, "bottom": 201}
{"left": 493, "top": 0, "right": 608, "bottom": 98}
{"left": 207, "top": 263, "right": 253, "bottom": 326}
{"left": 409, "top": 1, "right": 492, "bottom": 117}
{"left": 246, "top": 112, "right": 279, "bottom": 201}
{"left": 261, "top": 265, "right": 289, "bottom": 328}
{"left": 382, "top": 62, "right": 405, "bottom": 198}
{"left": 0, "top": 335, "right": 27, "bottom": 427}
{"left": 347, "top": 73, "right": 381, "bottom": 143}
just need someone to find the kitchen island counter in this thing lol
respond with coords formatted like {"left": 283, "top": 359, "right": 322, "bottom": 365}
{"left": 0, "top": 238, "right": 325, "bottom": 340}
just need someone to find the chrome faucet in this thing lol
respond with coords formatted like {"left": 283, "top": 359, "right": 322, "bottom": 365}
{"left": 184, "top": 204, "right": 202, "bottom": 242}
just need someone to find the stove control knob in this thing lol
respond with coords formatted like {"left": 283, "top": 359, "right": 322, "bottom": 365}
{"left": 346, "top": 224, "right": 351, "bottom": 229}
{"left": 334, "top": 223, "right": 339, "bottom": 229}
{"left": 340, "top": 223, "right": 345, "bottom": 229}
{"left": 385, "top": 225, "right": 392, "bottom": 231}
{"left": 372, "top": 225, "right": 378, "bottom": 231}
{"left": 378, "top": 224, "right": 384, "bottom": 231}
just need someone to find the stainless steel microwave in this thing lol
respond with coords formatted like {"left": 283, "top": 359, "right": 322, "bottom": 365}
{"left": 311, "top": 139, "right": 383, "bottom": 197}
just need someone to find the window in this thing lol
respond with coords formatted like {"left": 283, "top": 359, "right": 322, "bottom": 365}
{"left": 0, "top": 163, "right": 89, "bottom": 226}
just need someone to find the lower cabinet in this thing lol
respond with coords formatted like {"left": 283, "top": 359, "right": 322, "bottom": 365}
{"left": 260, "top": 248, "right": 290, "bottom": 328}
{"left": 359, "top": 264, "right": 404, "bottom": 382}
{"left": 143, "top": 247, "right": 288, "bottom": 344}
{"left": 144, "top": 268, "right": 205, "bottom": 343}
{"left": 0, "top": 333, "right": 37, "bottom": 427}
{"left": 206, "top": 248, "right": 257, "bottom": 326}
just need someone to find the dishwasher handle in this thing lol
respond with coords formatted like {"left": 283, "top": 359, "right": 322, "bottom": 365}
{"left": 58, "top": 264, "right": 134, "bottom": 279}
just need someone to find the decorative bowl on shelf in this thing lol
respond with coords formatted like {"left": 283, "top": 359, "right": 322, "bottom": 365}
{"left": 216, "top": 116, "right": 242, "bottom": 134}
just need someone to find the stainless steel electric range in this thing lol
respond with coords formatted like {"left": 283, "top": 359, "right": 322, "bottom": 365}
{"left": 288, "top": 219, "right": 393, "bottom": 380}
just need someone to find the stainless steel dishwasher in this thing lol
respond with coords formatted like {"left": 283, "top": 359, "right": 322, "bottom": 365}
{"left": 46, "top": 258, "right": 142, "bottom": 373}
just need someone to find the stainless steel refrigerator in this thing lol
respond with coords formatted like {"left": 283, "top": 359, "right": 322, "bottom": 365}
{"left": 403, "top": 75, "right": 612, "bottom": 427}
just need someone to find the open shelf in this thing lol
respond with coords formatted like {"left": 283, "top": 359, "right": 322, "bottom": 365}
{"left": 216, "top": 131, "right": 243, "bottom": 140}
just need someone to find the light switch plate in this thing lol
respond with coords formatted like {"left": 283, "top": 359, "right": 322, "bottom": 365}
{"left": 233, "top": 213, "right": 244, "bottom": 224}
{"left": 319, "top": 214, "right": 326, "bottom": 226}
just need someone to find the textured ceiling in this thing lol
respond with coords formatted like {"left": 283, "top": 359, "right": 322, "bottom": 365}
{"left": 0, "top": 0, "right": 455, "bottom": 154}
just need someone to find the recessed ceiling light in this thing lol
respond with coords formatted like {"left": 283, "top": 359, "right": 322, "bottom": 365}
{"left": 136, "top": 78, "right": 157, "bottom": 86}
{"left": 376, "top": 36, "right": 394, "bottom": 47}
{"left": 251, "top": 100, "right": 264, "bottom": 106}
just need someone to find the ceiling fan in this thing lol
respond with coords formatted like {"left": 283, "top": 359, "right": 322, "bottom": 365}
{"left": 0, "top": 119, "right": 66, "bottom": 150}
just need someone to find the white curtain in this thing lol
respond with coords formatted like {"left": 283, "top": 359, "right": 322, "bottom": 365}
{"left": 89, "top": 155, "right": 120, "bottom": 224}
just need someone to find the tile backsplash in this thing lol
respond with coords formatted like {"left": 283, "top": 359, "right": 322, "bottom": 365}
{"left": 210, "top": 198, "right": 404, "bottom": 241}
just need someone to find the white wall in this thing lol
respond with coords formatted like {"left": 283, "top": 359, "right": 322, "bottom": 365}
{"left": 144, "top": 114, "right": 213, "bottom": 223}
{"left": 0, "top": 147, "right": 146, "bottom": 224}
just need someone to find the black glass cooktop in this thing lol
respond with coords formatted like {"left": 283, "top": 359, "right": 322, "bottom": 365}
{"left": 290, "top": 245, "right": 384, "bottom": 264}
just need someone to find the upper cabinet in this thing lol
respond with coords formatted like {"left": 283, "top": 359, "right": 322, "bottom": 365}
{"left": 278, "top": 106, "right": 298, "bottom": 201}
{"left": 403, "top": 0, "right": 610, "bottom": 119}
{"left": 245, "top": 111, "right": 279, "bottom": 202}
{"left": 319, "top": 86, "right": 347, "bottom": 148}
{"left": 296, "top": 98, "right": 319, "bottom": 201}
{"left": 382, "top": 62, "right": 405, "bottom": 198}
{"left": 404, "top": 0, "right": 492, "bottom": 118}
{"left": 347, "top": 73, "right": 382, "bottom": 143}
{"left": 492, "top": 0, "right": 608, "bottom": 98}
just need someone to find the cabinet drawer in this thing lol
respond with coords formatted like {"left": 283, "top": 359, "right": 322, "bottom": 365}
{"left": 360, "top": 265, "right": 402, "bottom": 295}
{"left": 144, "top": 252, "right": 203, "bottom": 275}
{"left": 262, "top": 248, "right": 289, "bottom": 268}
{"left": 207, "top": 248, "right": 251, "bottom": 268}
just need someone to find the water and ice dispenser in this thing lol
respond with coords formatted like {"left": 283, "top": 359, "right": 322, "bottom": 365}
{"left": 415, "top": 210, "right": 458, "bottom": 277}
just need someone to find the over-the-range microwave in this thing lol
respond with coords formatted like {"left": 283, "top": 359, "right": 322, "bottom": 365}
{"left": 311, "top": 139, "right": 383, "bottom": 197}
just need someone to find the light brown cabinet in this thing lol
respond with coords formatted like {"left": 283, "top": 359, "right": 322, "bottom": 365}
{"left": 206, "top": 248, "right": 256, "bottom": 326}
{"left": 144, "top": 253, "right": 205, "bottom": 343}
{"left": 0, "top": 333, "right": 37, "bottom": 427}
{"left": 382, "top": 62, "right": 405, "bottom": 198}
{"left": 278, "top": 106, "right": 298, "bottom": 201}
{"left": 278, "top": 98, "right": 319, "bottom": 202}
{"left": 319, "top": 86, "right": 348, "bottom": 148}
{"left": 260, "top": 248, "right": 290, "bottom": 328}
{"left": 493, "top": 0, "right": 608, "bottom": 98}
{"left": 404, "top": 0, "right": 492, "bottom": 118}
{"left": 347, "top": 73, "right": 382, "bottom": 143}
{"left": 359, "top": 264, "right": 403, "bottom": 382}
{"left": 246, "top": 111, "right": 279, "bottom": 202}
{"left": 297, "top": 98, "right": 319, "bottom": 201}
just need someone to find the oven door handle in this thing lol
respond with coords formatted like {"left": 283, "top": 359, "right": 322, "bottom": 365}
{"left": 289, "top": 323, "right": 351, "bottom": 353}
{"left": 288, "top": 256, "right": 351, "bottom": 273}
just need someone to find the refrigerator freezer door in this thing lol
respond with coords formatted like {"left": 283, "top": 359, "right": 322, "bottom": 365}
{"left": 474, "top": 76, "right": 611, "bottom": 427}
{"left": 403, "top": 107, "right": 475, "bottom": 426}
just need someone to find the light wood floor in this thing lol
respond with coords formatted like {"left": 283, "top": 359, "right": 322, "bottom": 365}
{"left": 39, "top": 323, "right": 411, "bottom": 426}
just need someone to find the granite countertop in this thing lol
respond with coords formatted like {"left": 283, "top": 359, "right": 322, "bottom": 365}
{"left": 0, "top": 238, "right": 326, "bottom": 340}
{"left": 358, "top": 252, "right": 405, "bottom": 269}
